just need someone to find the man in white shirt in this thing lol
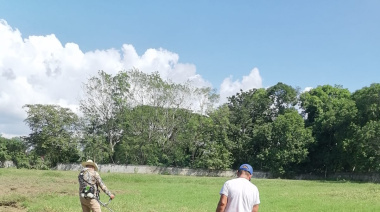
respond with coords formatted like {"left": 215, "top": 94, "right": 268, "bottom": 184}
{"left": 216, "top": 164, "right": 260, "bottom": 212}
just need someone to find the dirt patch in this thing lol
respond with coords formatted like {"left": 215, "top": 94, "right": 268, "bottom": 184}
{"left": 0, "top": 206, "right": 26, "bottom": 212}
{"left": 0, "top": 201, "right": 26, "bottom": 212}
{"left": 0, "top": 201, "right": 17, "bottom": 207}
{"left": 0, "top": 174, "right": 62, "bottom": 211}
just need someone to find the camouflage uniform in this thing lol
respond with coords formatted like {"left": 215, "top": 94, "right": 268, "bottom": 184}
{"left": 78, "top": 167, "right": 113, "bottom": 212}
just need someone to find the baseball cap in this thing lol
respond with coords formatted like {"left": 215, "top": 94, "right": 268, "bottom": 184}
{"left": 239, "top": 164, "right": 253, "bottom": 175}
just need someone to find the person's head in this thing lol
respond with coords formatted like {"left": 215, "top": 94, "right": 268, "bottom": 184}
{"left": 237, "top": 164, "right": 253, "bottom": 180}
{"left": 81, "top": 159, "right": 99, "bottom": 171}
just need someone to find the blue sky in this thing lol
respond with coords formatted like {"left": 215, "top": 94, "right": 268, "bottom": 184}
{"left": 1, "top": 0, "right": 380, "bottom": 137}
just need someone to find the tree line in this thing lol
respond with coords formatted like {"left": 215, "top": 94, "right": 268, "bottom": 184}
{"left": 1, "top": 69, "right": 379, "bottom": 177}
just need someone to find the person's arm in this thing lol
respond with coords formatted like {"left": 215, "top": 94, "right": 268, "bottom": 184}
{"left": 216, "top": 194, "right": 228, "bottom": 212}
{"left": 95, "top": 173, "right": 115, "bottom": 199}
{"left": 252, "top": 204, "right": 259, "bottom": 212}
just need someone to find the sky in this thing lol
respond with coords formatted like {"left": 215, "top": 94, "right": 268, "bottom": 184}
{"left": 1, "top": 0, "right": 380, "bottom": 138}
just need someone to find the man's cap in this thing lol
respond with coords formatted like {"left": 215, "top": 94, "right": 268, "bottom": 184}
{"left": 239, "top": 164, "right": 253, "bottom": 175}
{"left": 81, "top": 159, "right": 99, "bottom": 171}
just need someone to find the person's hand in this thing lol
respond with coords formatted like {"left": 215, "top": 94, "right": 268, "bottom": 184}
{"left": 110, "top": 194, "right": 115, "bottom": 199}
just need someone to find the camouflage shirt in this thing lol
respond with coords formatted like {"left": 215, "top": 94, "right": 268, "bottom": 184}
{"left": 78, "top": 168, "right": 112, "bottom": 198}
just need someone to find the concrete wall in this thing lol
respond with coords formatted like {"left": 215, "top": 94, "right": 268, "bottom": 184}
{"left": 0, "top": 160, "right": 15, "bottom": 168}
{"left": 5, "top": 162, "right": 379, "bottom": 182}
{"left": 295, "top": 172, "right": 380, "bottom": 183}
{"left": 56, "top": 163, "right": 272, "bottom": 178}
{"left": 54, "top": 163, "right": 380, "bottom": 182}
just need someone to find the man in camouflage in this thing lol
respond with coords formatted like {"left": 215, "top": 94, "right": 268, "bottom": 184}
{"left": 79, "top": 160, "right": 115, "bottom": 212}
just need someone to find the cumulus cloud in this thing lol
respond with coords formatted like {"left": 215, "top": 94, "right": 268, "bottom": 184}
{"left": 219, "top": 68, "right": 263, "bottom": 103}
{"left": 303, "top": 87, "right": 313, "bottom": 92}
{"left": 0, "top": 19, "right": 264, "bottom": 138}
{"left": 0, "top": 20, "right": 215, "bottom": 138}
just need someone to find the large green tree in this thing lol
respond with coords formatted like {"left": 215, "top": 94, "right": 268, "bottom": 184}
{"left": 267, "top": 82, "right": 299, "bottom": 117}
{"left": 23, "top": 104, "right": 80, "bottom": 167}
{"left": 0, "top": 136, "right": 12, "bottom": 163}
{"left": 227, "top": 83, "right": 300, "bottom": 169}
{"left": 227, "top": 88, "right": 271, "bottom": 167}
{"left": 300, "top": 85, "right": 357, "bottom": 175}
{"left": 117, "top": 105, "right": 190, "bottom": 165}
{"left": 80, "top": 70, "right": 130, "bottom": 163}
{"left": 115, "top": 70, "right": 219, "bottom": 167}
{"left": 352, "top": 83, "right": 380, "bottom": 126}
{"left": 345, "top": 121, "right": 380, "bottom": 172}
{"left": 345, "top": 83, "right": 380, "bottom": 172}
{"left": 262, "top": 110, "right": 314, "bottom": 177}
{"left": 202, "top": 105, "right": 234, "bottom": 170}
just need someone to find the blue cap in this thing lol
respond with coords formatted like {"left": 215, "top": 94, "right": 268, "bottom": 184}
{"left": 239, "top": 164, "right": 253, "bottom": 175}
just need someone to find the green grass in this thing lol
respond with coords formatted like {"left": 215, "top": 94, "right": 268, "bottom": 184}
{"left": 1, "top": 168, "right": 380, "bottom": 212}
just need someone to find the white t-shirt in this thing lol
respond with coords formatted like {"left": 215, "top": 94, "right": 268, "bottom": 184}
{"left": 219, "top": 177, "right": 260, "bottom": 212}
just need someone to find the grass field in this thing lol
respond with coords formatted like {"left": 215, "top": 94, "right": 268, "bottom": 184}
{"left": 1, "top": 168, "right": 380, "bottom": 212}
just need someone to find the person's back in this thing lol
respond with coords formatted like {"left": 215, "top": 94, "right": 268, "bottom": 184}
{"left": 78, "top": 160, "right": 114, "bottom": 212}
{"left": 216, "top": 164, "right": 260, "bottom": 212}
{"left": 222, "top": 178, "right": 259, "bottom": 212}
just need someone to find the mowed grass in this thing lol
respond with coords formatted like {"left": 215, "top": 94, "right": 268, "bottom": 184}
{"left": 1, "top": 168, "right": 380, "bottom": 212}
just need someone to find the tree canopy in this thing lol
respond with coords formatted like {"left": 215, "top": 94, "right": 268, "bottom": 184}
{"left": 9, "top": 69, "right": 380, "bottom": 178}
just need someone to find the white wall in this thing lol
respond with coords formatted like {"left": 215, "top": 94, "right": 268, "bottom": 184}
{"left": 56, "top": 163, "right": 272, "bottom": 178}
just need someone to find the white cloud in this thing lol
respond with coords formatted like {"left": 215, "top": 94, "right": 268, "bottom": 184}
{"left": 0, "top": 20, "right": 213, "bottom": 138}
{"left": 219, "top": 68, "right": 263, "bottom": 103}
{"left": 121, "top": 45, "right": 204, "bottom": 86}
{"left": 303, "top": 87, "right": 313, "bottom": 92}
{"left": 0, "top": 19, "right": 266, "bottom": 138}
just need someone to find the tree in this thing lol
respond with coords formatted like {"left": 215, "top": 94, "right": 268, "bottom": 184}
{"left": 263, "top": 110, "right": 314, "bottom": 177}
{"left": 119, "top": 105, "right": 177, "bottom": 165}
{"left": 300, "top": 85, "right": 357, "bottom": 175}
{"left": 80, "top": 70, "right": 130, "bottom": 163}
{"left": 227, "top": 88, "right": 272, "bottom": 167}
{"left": 346, "top": 83, "right": 380, "bottom": 172}
{"left": 23, "top": 104, "right": 80, "bottom": 167}
{"left": 115, "top": 69, "right": 219, "bottom": 166}
{"left": 266, "top": 82, "right": 299, "bottom": 117}
{"left": 0, "top": 136, "right": 11, "bottom": 163}
{"left": 352, "top": 83, "right": 380, "bottom": 126}
{"left": 227, "top": 83, "right": 300, "bottom": 169}
{"left": 198, "top": 104, "right": 233, "bottom": 170}
{"left": 126, "top": 69, "right": 219, "bottom": 115}
{"left": 344, "top": 121, "right": 380, "bottom": 172}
